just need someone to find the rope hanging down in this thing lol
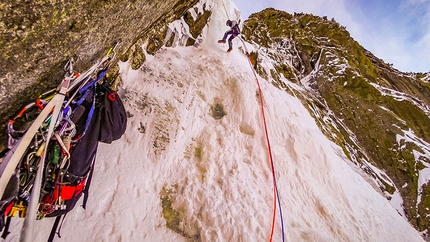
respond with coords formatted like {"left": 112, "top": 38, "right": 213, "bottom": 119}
{"left": 221, "top": 1, "right": 230, "bottom": 19}
{"left": 239, "top": 38, "right": 285, "bottom": 242}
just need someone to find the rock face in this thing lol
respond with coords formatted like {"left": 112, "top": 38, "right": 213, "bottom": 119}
{"left": 0, "top": 0, "right": 202, "bottom": 146}
{"left": 242, "top": 8, "right": 430, "bottom": 235}
{"left": 1, "top": 0, "right": 430, "bottom": 238}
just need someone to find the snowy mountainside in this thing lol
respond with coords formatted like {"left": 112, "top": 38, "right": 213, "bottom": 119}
{"left": 242, "top": 8, "right": 430, "bottom": 235}
{"left": 4, "top": 0, "right": 428, "bottom": 241}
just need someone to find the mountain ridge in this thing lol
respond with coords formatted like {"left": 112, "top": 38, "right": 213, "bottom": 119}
{"left": 241, "top": 7, "right": 430, "bottom": 234}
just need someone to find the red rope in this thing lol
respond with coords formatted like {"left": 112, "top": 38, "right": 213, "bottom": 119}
{"left": 242, "top": 48, "right": 278, "bottom": 241}
{"left": 255, "top": 61, "right": 278, "bottom": 242}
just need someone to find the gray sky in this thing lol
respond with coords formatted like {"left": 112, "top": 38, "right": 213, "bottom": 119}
{"left": 233, "top": 0, "right": 430, "bottom": 73}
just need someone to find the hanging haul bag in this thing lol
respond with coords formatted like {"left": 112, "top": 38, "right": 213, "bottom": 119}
{"left": 0, "top": 43, "right": 127, "bottom": 240}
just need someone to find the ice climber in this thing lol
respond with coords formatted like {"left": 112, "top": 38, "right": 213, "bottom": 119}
{"left": 218, "top": 19, "right": 240, "bottom": 53}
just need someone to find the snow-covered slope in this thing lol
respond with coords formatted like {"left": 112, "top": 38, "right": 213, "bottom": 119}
{"left": 6, "top": 0, "right": 424, "bottom": 241}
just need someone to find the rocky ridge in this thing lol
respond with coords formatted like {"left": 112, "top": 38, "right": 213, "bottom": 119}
{"left": 242, "top": 8, "right": 430, "bottom": 234}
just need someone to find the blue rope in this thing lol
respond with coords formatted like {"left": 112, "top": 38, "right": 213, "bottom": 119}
{"left": 274, "top": 175, "right": 285, "bottom": 241}
{"left": 73, "top": 69, "right": 108, "bottom": 140}
{"left": 78, "top": 69, "right": 109, "bottom": 95}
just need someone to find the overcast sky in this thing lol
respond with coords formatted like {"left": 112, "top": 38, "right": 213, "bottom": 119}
{"left": 233, "top": 0, "right": 430, "bottom": 73}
